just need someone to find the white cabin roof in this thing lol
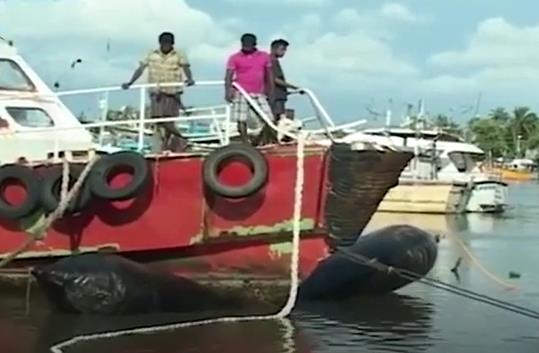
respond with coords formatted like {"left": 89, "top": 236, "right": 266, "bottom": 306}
{"left": 420, "top": 140, "right": 484, "bottom": 155}
{"left": 360, "top": 128, "right": 484, "bottom": 155}
{"left": 363, "top": 126, "right": 464, "bottom": 142}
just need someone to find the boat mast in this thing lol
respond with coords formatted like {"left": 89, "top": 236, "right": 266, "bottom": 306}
{"left": 385, "top": 98, "right": 393, "bottom": 127}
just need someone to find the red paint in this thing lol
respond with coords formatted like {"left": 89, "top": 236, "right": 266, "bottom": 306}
{"left": 3, "top": 180, "right": 27, "bottom": 207}
{"left": 0, "top": 144, "right": 330, "bottom": 279}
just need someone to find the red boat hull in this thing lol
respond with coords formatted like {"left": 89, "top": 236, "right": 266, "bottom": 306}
{"left": 0, "top": 143, "right": 413, "bottom": 291}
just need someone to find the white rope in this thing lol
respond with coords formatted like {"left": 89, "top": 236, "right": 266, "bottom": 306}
{"left": 49, "top": 132, "right": 307, "bottom": 353}
{"left": 0, "top": 156, "right": 98, "bottom": 268}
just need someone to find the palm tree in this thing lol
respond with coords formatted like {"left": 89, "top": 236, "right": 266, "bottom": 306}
{"left": 510, "top": 107, "right": 538, "bottom": 156}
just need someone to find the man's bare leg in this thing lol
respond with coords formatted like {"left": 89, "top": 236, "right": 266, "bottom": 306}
{"left": 238, "top": 121, "right": 249, "bottom": 143}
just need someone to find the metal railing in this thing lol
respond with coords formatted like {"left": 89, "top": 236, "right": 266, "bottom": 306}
{"left": 1, "top": 80, "right": 368, "bottom": 158}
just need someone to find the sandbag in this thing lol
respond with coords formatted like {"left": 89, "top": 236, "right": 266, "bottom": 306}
{"left": 31, "top": 253, "right": 245, "bottom": 315}
{"left": 297, "top": 224, "right": 438, "bottom": 301}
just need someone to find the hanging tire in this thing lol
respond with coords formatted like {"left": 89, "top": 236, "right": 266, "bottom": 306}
{"left": 89, "top": 151, "right": 150, "bottom": 201}
{"left": 0, "top": 164, "right": 41, "bottom": 220}
{"left": 203, "top": 143, "right": 268, "bottom": 198}
{"left": 40, "top": 164, "right": 92, "bottom": 214}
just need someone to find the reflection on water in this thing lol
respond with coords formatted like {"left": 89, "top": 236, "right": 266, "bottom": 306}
{"left": 1, "top": 183, "right": 539, "bottom": 353}
{"left": 294, "top": 294, "right": 435, "bottom": 353}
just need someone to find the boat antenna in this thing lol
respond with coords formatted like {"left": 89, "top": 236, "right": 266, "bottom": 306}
{"left": 473, "top": 91, "right": 482, "bottom": 118}
{"left": 385, "top": 98, "right": 393, "bottom": 127}
{"left": 364, "top": 99, "right": 382, "bottom": 122}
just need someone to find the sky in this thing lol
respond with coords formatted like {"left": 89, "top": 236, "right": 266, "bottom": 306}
{"left": 2, "top": 0, "right": 539, "bottom": 125}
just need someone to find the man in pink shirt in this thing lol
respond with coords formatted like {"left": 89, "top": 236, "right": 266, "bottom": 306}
{"left": 225, "top": 33, "right": 274, "bottom": 143}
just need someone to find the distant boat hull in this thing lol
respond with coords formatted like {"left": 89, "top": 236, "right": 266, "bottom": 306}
{"left": 377, "top": 180, "right": 468, "bottom": 214}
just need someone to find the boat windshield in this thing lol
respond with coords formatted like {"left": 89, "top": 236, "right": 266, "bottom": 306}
{"left": 448, "top": 152, "right": 477, "bottom": 173}
{"left": 0, "top": 59, "right": 36, "bottom": 91}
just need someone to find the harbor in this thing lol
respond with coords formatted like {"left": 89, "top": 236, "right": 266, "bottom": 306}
{"left": 2, "top": 1, "right": 539, "bottom": 351}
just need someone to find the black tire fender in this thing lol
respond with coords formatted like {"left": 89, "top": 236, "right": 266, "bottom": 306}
{"left": 0, "top": 164, "right": 41, "bottom": 220}
{"left": 203, "top": 143, "right": 268, "bottom": 198}
{"left": 89, "top": 151, "right": 150, "bottom": 201}
{"left": 40, "top": 164, "right": 92, "bottom": 214}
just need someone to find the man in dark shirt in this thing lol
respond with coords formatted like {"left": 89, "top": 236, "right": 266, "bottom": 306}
{"left": 269, "top": 39, "right": 302, "bottom": 121}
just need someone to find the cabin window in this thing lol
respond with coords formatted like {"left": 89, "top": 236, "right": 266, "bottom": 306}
{"left": 448, "top": 152, "right": 475, "bottom": 173}
{"left": 0, "top": 59, "right": 36, "bottom": 91}
{"left": 6, "top": 107, "right": 54, "bottom": 128}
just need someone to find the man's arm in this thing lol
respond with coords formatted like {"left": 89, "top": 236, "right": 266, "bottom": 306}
{"left": 265, "top": 59, "right": 274, "bottom": 98}
{"left": 183, "top": 64, "right": 194, "bottom": 85}
{"left": 274, "top": 77, "right": 298, "bottom": 90}
{"left": 224, "top": 55, "right": 236, "bottom": 103}
{"left": 122, "top": 63, "right": 146, "bottom": 89}
{"left": 224, "top": 69, "right": 234, "bottom": 103}
{"left": 178, "top": 51, "right": 194, "bottom": 86}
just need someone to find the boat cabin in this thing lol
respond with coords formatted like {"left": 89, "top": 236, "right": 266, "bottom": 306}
{"left": 0, "top": 41, "right": 94, "bottom": 164}
{"left": 361, "top": 127, "right": 494, "bottom": 182}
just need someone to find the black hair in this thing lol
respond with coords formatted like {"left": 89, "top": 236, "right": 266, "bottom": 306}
{"left": 241, "top": 33, "right": 257, "bottom": 44}
{"left": 271, "top": 39, "right": 289, "bottom": 49}
{"left": 159, "top": 32, "right": 174, "bottom": 43}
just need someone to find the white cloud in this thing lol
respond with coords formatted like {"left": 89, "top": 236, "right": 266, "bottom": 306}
{"left": 272, "top": 9, "right": 420, "bottom": 88}
{"left": 1, "top": 0, "right": 236, "bottom": 87}
{"left": 430, "top": 17, "right": 539, "bottom": 68}
{"left": 380, "top": 2, "right": 428, "bottom": 23}
{"left": 422, "top": 17, "right": 539, "bottom": 99}
{"left": 222, "top": 0, "right": 328, "bottom": 6}
{"left": 2, "top": 0, "right": 420, "bottom": 90}
{"left": 286, "top": 0, "right": 328, "bottom": 5}
{"left": 1, "top": 0, "right": 435, "bottom": 119}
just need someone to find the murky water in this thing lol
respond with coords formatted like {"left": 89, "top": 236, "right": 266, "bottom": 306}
{"left": 1, "top": 183, "right": 538, "bottom": 353}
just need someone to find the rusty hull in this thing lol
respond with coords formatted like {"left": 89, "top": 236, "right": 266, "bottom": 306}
{"left": 0, "top": 142, "right": 413, "bottom": 303}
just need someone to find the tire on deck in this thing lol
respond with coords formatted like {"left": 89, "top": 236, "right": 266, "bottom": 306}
{"left": 40, "top": 164, "right": 93, "bottom": 214}
{"left": 0, "top": 164, "right": 41, "bottom": 220}
{"left": 203, "top": 143, "right": 268, "bottom": 198}
{"left": 88, "top": 151, "right": 150, "bottom": 201}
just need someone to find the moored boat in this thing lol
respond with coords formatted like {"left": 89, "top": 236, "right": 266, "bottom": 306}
{"left": 0, "top": 40, "right": 415, "bottom": 304}
{"left": 357, "top": 127, "right": 508, "bottom": 214}
{"left": 487, "top": 158, "right": 538, "bottom": 182}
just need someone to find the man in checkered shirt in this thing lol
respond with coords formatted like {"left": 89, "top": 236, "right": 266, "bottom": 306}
{"left": 122, "top": 32, "right": 194, "bottom": 152}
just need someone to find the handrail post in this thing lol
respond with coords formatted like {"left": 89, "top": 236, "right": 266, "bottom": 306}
{"left": 224, "top": 104, "right": 231, "bottom": 145}
{"left": 53, "top": 130, "right": 60, "bottom": 162}
{"left": 98, "top": 91, "right": 109, "bottom": 146}
{"left": 137, "top": 87, "right": 146, "bottom": 152}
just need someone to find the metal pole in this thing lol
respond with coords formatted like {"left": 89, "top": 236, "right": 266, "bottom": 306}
{"left": 137, "top": 87, "right": 146, "bottom": 152}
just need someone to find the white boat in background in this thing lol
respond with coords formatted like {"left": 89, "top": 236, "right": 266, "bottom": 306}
{"left": 358, "top": 126, "right": 508, "bottom": 214}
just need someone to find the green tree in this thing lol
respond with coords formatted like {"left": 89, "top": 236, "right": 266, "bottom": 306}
{"left": 432, "top": 114, "right": 463, "bottom": 136}
{"left": 468, "top": 118, "right": 508, "bottom": 157}
{"left": 509, "top": 107, "right": 538, "bottom": 156}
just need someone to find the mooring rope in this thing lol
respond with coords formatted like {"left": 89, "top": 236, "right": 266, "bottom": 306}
{"left": 0, "top": 156, "right": 99, "bottom": 269}
{"left": 49, "top": 132, "right": 307, "bottom": 353}
{"left": 335, "top": 246, "right": 539, "bottom": 320}
{"left": 446, "top": 231, "right": 518, "bottom": 290}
